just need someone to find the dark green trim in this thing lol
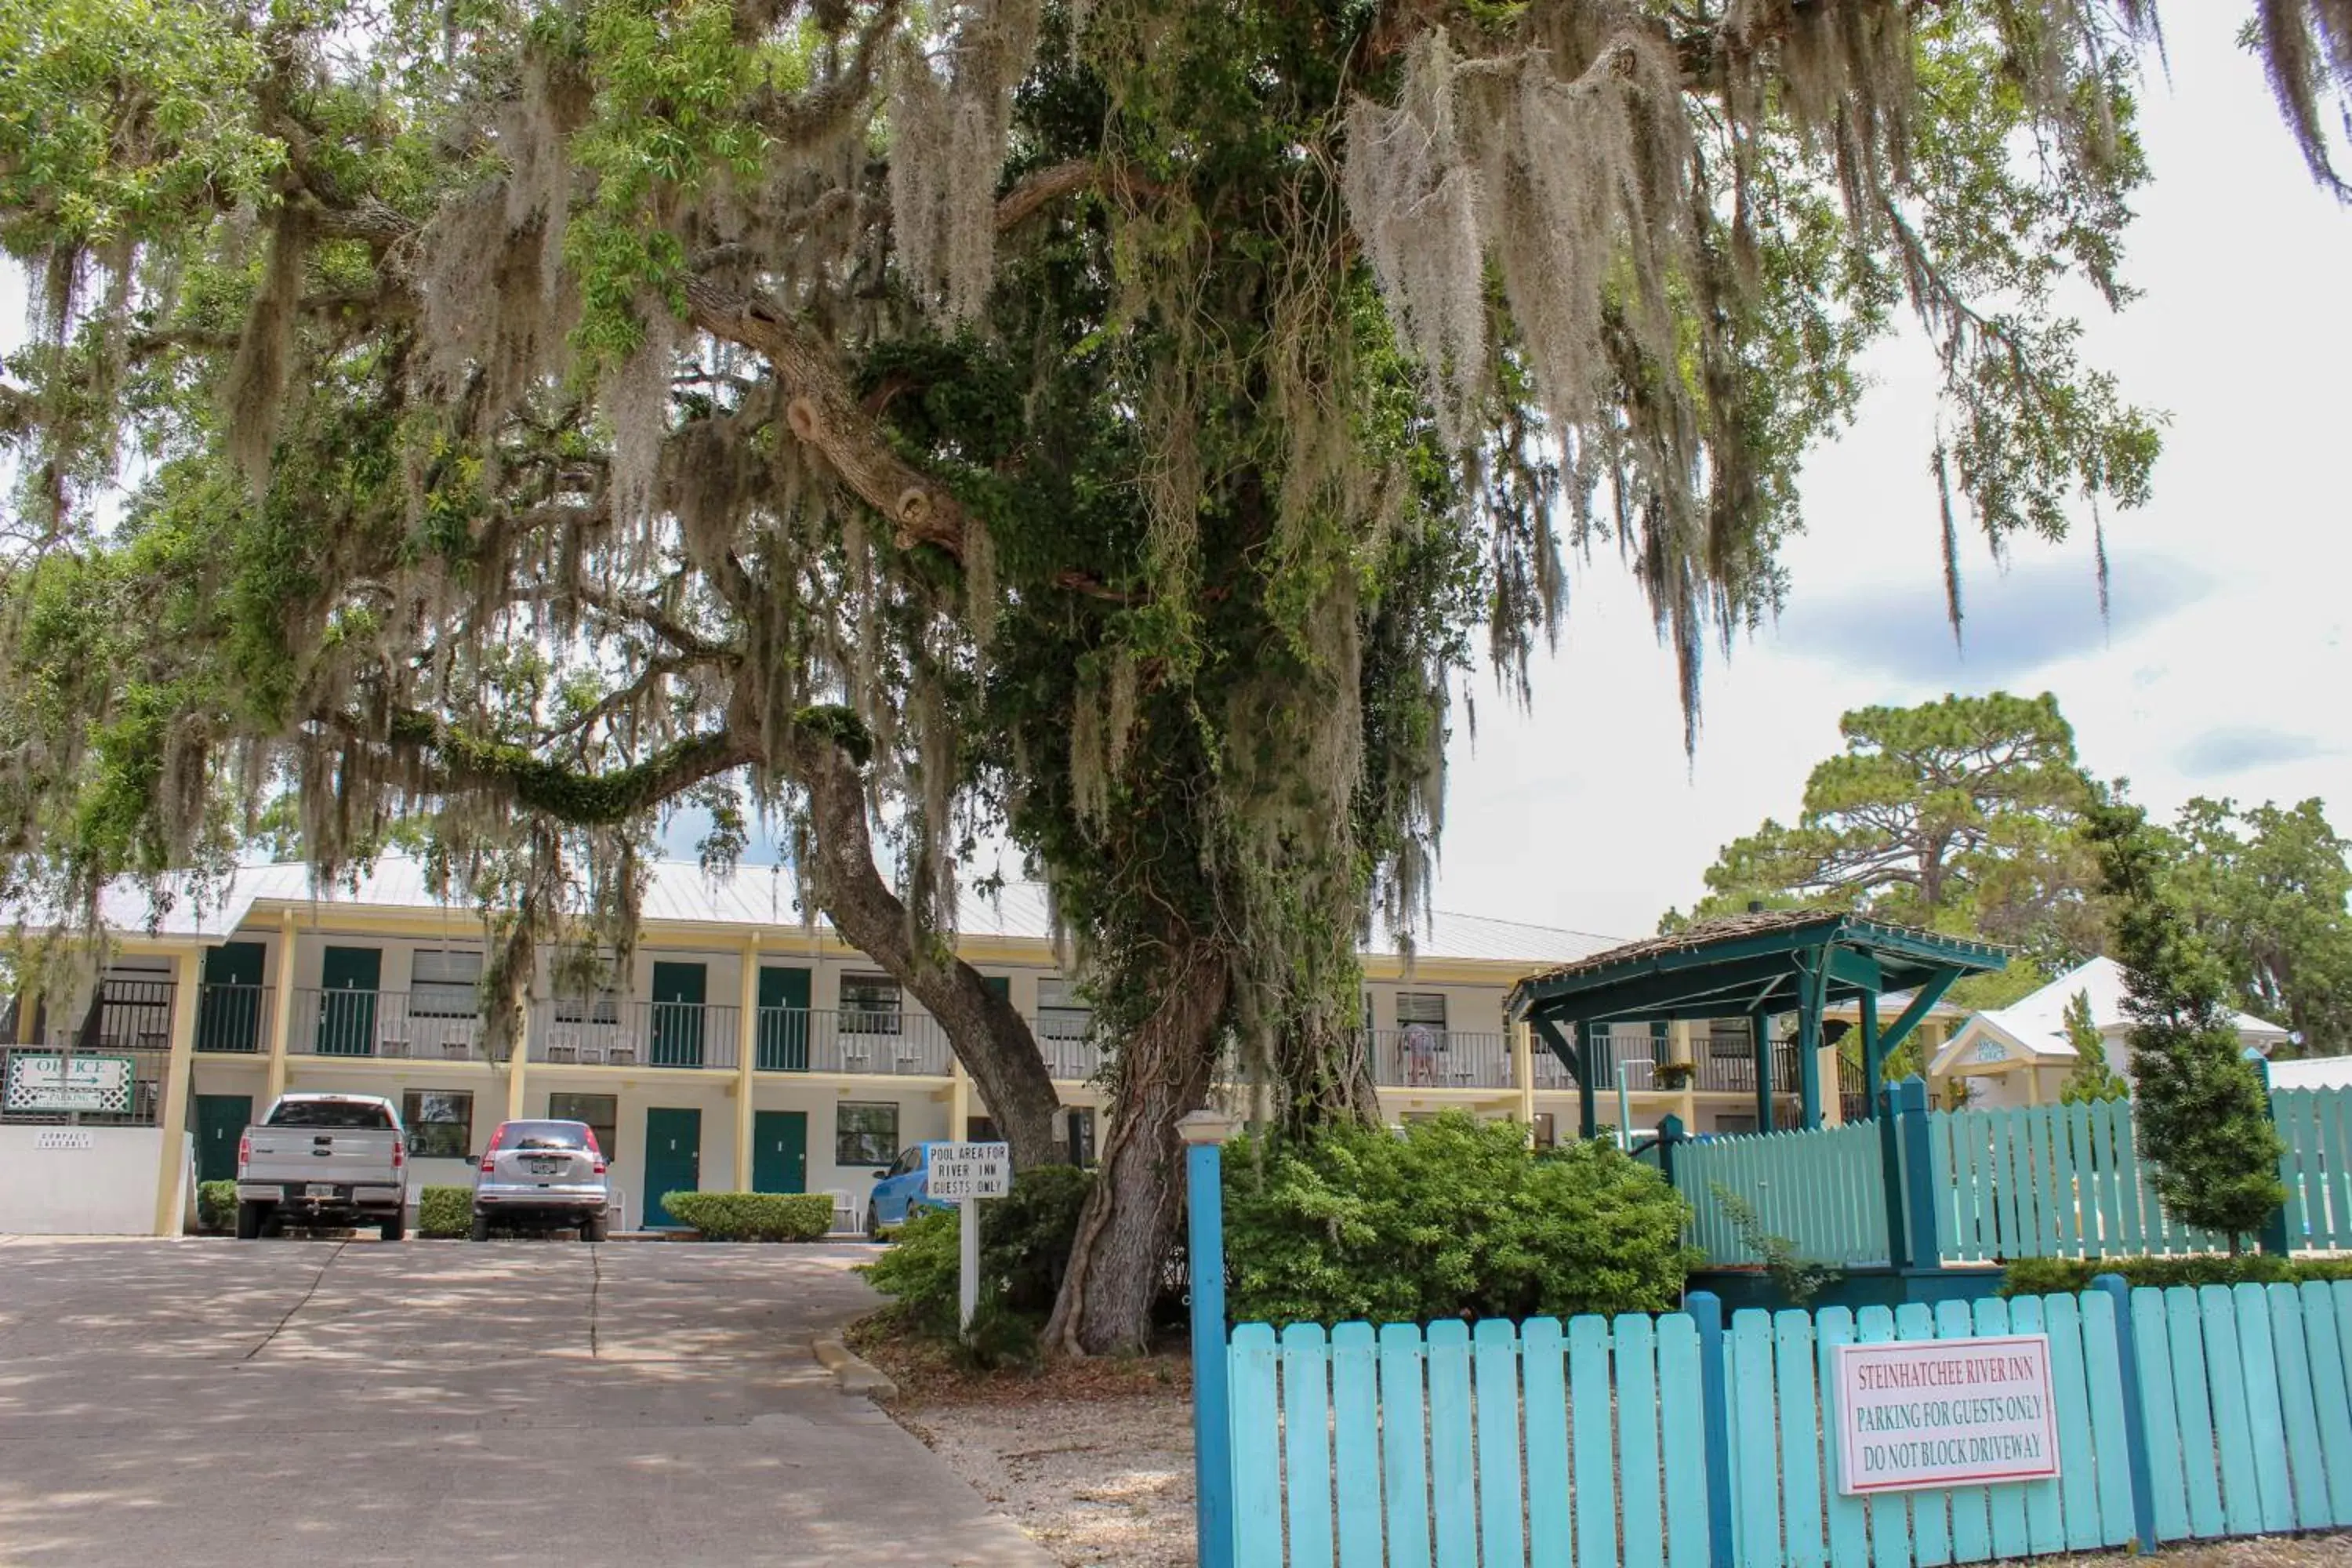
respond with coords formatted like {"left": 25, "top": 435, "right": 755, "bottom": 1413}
{"left": 1875, "top": 968, "right": 1960, "bottom": 1058}
{"left": 1507, "top": 914, "right": 2002, "bottom": 1018}
{"left": 1824, "top": 948, "right": 1883, "bottom": 992}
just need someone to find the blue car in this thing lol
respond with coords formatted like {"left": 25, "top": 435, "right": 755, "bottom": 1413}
{"left": 865, "top": 1142, "right": 952, "bottom": 1237}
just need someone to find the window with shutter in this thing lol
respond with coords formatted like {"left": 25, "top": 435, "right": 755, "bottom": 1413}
{"left": 409, "top": 950, "right": 483, "bottom": 1018}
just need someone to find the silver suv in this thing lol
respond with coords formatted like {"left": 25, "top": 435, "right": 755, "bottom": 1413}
{"left": 470, "top": 1119, "right": 611, "bottom": 1240}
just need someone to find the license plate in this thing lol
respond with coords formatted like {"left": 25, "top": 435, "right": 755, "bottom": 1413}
{"left": 528, "top": 1158, "right": 562, "bottom": 1174}
{"left": 304, "top": 1183, "right": 337, "bottom": 1198}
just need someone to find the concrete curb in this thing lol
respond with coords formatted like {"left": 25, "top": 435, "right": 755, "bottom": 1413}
{"left": 812, "top": 1334, "right": 898, "bottom": 1400}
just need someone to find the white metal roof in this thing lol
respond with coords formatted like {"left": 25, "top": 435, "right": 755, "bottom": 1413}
{"left": 2268, "top": 1054, "right": 2352, "bottom": 1091}
{"left": 1932, "top": 955, "right": 2291, "bottom": 1076}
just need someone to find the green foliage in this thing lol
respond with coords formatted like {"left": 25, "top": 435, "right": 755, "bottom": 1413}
{"left": 1222, "top": 1112, "right": 1690, "bottom": 1326}
{"left": 661, "top": 1191, "right": 833, "bottom": 1242}
{"left": 2163, "top": 797, "right": 2352, "bottom": 1055}
{"left": 862, "top": 1165, "right": 1095, "bottom": 1340}
{"left": 197, "top": 1179, "right": 238, "bottom": 1233}
{"left": 417, "top": 1185, "right": 473, "bottom": 1239}
{"left": 1998, "top": 1253, "right": 2352, "bottom": 1298}
{"left": 2057, "top": 989, "right": 2130, "bottom": 1104}
{"left": 1709, "top": 1185, "right": 1844, "bottom": 1308}
{"left": 1671, "top": 692, "right": 2104, "bottom": 970}
{"left": 2089, "top": 800, "right": 2287, "bottom": 1247}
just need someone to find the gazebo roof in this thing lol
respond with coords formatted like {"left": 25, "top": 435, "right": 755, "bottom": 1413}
{"left": 1507, "top": 909, "right": 2007, "bottom": 1025}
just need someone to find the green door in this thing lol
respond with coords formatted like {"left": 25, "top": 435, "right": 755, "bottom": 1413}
{"left": 650, "top": 961, "right": 706, "bottom": 1066}
{"left": 751, "top": 1110, "right": 808, "bottom": 1193}
{"left": 316, "top": 946, "right": 380, "bottom": 1055}
{"left": 643, "top": 1107, "right": 701, "bottom": 1227}
{"left": 197, "top": 942, "right": 266, "bottom": 1053}
{"left": 757, "top": 966, "right": 811, "bottom": 1071}
{"left": 194, "top": 1094, "right": 251, "bottom": 1184}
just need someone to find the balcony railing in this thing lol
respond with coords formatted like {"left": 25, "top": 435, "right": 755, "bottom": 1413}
{"left": 291, "top": 989, "right": 495, "bottom": 1062}
{"left": 524, "top": 1000, "right": 743, "bottom": 1069}
{"left": 1370, "top": 1029, "right": 1512, "bottom": 1089}
{"left": 60, "top": 977, "right": 176, "bottom": 1054}
{"left": 194, "top": 983, "right": 272, "bottom": 1053}
{"left": 742, "top": 1008, "right": 950, "bottom": 1075}
{"left": 1693, "top": 1037, "right": 1804, "bottom": 1096}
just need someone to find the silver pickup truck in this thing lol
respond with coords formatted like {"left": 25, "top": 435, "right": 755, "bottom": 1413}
{"left": 235, "top": 1092, "right": 410, "bottom": 1240}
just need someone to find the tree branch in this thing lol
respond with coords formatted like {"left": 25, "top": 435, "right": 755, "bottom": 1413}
{"left": 347, "top": 708, "right": 758, "bottom": 825}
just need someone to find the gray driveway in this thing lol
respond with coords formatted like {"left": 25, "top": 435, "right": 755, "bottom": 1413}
{"left": 0, "top": 1236, "right": 1055, "bottom": 1567}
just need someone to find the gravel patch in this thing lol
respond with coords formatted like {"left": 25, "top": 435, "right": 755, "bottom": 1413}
{"left": 898, "top": 1388, "right": 1196, "bottom": 1567}
{"left": 851, "top": 1319, "right": 1196, "bottom": 1566}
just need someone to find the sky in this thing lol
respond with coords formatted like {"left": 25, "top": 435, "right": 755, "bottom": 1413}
{"left": 1428, "top": 10, "right": 2352, "bottom": 942}
{"left": 3, "top": 12, "right": 2344, "bottom": 946}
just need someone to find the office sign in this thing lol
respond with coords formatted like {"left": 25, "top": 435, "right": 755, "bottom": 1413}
{"left": 929, "top": 1142, "right": 1011, "bottom": 1200}
{"left": 3, "top": 1053, "right": 136, "bottom": 1115}
{"left": 1835, "top": 1334, "right": 2060, "bottom": 1494}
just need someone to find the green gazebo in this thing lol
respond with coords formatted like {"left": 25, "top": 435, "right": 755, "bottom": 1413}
{"left": 1505, "top": 909, "right": 2006, "bottom": 1139}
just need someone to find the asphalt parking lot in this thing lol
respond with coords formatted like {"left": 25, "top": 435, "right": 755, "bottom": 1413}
{"left": 0, "top": 1236, "right": 1054, "bottom": 1567}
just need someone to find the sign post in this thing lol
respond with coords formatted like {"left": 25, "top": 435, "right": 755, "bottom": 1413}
{"left": 926, "top": 1140, "right": 1010, "bottom": 1333}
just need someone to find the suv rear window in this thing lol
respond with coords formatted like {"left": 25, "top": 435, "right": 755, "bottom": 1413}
{"left": 267, "top": 1100, "right": 395, "bottom": 1129}
{"left": 503, "top": 1120, "right": 590, "bottom": 1150}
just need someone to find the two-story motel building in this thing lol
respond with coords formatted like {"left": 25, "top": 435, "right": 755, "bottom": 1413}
{"left": 1, "top": 859, "right": 1955, "bottom": 1234}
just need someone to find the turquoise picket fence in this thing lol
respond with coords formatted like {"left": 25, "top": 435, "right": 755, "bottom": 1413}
{"left": 2275, "top": 1087, "right": 2352, "bottom": 1250}
{"left": 1225, "top": 1281, "right": 2352, "bottom": 1566}
{"left": 1679, "top": 1120, "right": 1890, "bottom": 1268}
{"left": 1927, "top": 1100, "right": 2228, "bottom": 1261}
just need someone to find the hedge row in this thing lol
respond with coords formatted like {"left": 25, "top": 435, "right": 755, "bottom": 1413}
{"left": 662, "top": 1191, "right": 834, "bottom": 1242}
{"left": 418, "top": 1186, "right": 473, "bottom": 1238}
{"left": 2001, "top": 1253, "right": 2352, "bottom": 1297}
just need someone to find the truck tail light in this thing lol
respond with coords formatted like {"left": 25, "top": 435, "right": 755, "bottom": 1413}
{"left": 237, "top": 1134, "right": 250, "bottom": 1175}
{"left": 391, "top": 1137, "right": 405, "bottom": 1171}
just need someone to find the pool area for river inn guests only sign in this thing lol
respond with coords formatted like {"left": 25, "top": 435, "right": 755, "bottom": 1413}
{"left": 1834, "top": 1334, "right": 2060, "bottom": 1494}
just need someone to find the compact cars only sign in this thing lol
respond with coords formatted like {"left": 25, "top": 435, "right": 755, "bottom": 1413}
{"left": 3, "top": 1053, "right": 136, "bottom": 1115}
{"left": 1835, "top": 1334, "right": 2061, "bottom": 1494}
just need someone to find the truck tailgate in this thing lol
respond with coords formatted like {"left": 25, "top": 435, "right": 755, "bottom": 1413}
{"left": 244, "top": 1127, "right": 403, "bottom": 1185}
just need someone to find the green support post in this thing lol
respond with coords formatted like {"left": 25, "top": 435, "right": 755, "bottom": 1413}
{"left": 1796, "top": 949, "right": 1826, "bottom": 1129}
{"left": 1858, "top": 989, "right": 1883, "bottom": 1123}
{"left": 1580, "top": 1021, "right": 1599, "bottom": 1140}
{"left": 1750, "top": 1009, "right": 1775, "bottom": 1132}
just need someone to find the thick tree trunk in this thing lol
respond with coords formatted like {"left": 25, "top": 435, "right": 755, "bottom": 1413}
{"left": 1272, "top": 1014, "right": 1382, "bottom": 1134}
{"left": 796, "top": 734, "right": 1065, "bottom": 1171}
{"left": 1044, "top": 937, "right": 1229, "bottom": 1356}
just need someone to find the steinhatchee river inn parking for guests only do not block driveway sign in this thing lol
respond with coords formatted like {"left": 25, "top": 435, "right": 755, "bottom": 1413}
{"left": 1835, "top": 1334, "right": 2063, "bottom": 1494}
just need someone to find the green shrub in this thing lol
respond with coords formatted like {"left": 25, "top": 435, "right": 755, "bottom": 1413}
{"left": 863, "top": 1165, "right": 1095, "bottom": 1339}
{"left": 1224, "top": 1110, "right": 1692, "bottom": 1326}
{"left": 662, "top": 1191, "right": 834, "bottom": 1241}
{"left": 417, "top": 1185, "right": 473, "bottom": 1238}
{"left": 1999, "top": 1253, "right": 2352, "bottom": 1297}
{"left": 197, "top": 1180, "right": 238, "bottom": 1234}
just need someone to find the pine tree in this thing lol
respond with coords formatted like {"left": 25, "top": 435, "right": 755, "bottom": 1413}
{"left": 2088, "top": 802, "right": 2285, "bottom": 1249}
{"left": 2056, "top": 990, "right": 2130, "bottom": 1104}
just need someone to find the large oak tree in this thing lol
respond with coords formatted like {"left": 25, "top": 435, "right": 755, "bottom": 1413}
{"left": 2, "top": 0, "right": 2347, "bottom": 1350}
